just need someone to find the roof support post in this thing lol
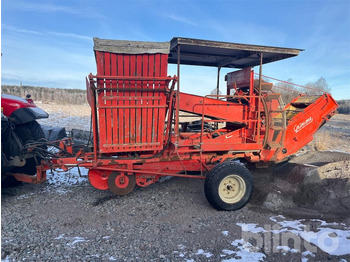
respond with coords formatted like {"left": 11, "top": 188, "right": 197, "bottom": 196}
{"left": 215, "top": 66, "right": 221, "bottom": 129}
{"left": 216, "top": 67, "right": 221, "bottom": 97}
{"left": 257, "top": 53, "right": 263, "bottom": 144}
{"left": 175, "top": 45, "right": 181, "bottom": 148}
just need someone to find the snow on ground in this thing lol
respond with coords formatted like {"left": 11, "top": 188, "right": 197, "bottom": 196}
{"left": 236, "top": 215, "right": 350, "bottom": 258}
{"left": 54, "top": 234, "right": 89, "bottom": 247}
{"left": 46, "top": 167, "right": 88, "bottom": 188}
{"left": 221, "top": 239, "right": 266, "bottom": 261}
{"left": 222, "top": 230, "right": 229, "bottom": 236}
{"left": 173, "top": 242, "right": 266, "bottom": 261}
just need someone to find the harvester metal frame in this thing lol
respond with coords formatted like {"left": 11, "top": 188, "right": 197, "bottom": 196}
{"left": 11, "top": 37, "right": 338, "bottom": 210}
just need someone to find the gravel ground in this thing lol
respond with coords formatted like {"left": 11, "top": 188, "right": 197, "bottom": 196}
{"left": 2, "top": 105, "right": 350, "bottom": 261}
{"left": 2, "top": 168, "right": 350, "bottom": 261}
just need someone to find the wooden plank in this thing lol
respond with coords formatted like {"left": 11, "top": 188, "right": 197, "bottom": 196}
{"left": 104, "top": 52, "right": 112, "bottom": 148}
{"left": 117, "top": 54, "right": 124, "bottom": 147}
{"left": 111, "top": 53, "right": 118, "bottom": 148}
{"left": 141, "top": 55, "right": 148, "bottom": 146}
{"left": 148, "top": 54, "right": 154, "bottom": 147}
{"left": 136, "top": 55, "right": 142, "bottom": 144}
{"left": 93, "top": 38, "right": 170, "bottom": 54}
{"left": 153, "top": 54, "right": 160, "bottom": 144}
{"left": 123, "top": 55, "right": 130, "bottom": 148}
{"left": 129, "top": 54, "right": 136, "bottom": 144}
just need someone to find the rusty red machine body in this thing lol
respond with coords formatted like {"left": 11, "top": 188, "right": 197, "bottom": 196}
{"left": 14, "top": 37, "right": 338, "bottom": 210}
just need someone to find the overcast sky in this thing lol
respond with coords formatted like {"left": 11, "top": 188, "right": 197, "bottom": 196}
{"left": 1, "top": 0, "right": 349, "bottom": 99}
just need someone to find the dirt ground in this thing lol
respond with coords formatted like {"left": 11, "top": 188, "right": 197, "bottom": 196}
{"left": 2, "top": 104, "right": 350, "bottom": 261}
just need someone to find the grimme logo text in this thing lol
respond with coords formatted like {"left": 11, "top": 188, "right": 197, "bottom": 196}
{"left": 294, "top": 117, "right": 313, "bottom": 133}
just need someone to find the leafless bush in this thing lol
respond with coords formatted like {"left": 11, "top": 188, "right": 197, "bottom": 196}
{"left": 313, "top": 131, "right": 331, "bottom": 151}
{"left": 337, "top": 100, "right": 350, "bottom": 114}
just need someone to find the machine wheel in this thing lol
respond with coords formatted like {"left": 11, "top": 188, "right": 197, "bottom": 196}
{"left": 88, "top": 169, "right": 110, "bottom": 190}
{"left": 12, "top": 121, "right": 46, "bottom": 175}
{"left": 108, "top": 172, "right": 136, "bottom": 195}
{"left": 204, "top": 161, "right": 253, "bottom": 211}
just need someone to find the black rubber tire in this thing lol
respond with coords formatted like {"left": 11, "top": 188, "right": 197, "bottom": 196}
{"left": 204, "top": 161, "right": 253, "bottom": 211}
{"left": 12, "top": 121, "right": 46, "bottom": 175}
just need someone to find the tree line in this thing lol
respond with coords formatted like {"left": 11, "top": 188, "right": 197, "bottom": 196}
{"left": 337, "top": 100, "right": 350, "bottom": 114}
{"left": 2, "top": 82, "right": 349, "bottom": 114}
{"left": 272, "top": 77, "right": 349, "bottom": 114}
{"left": 1, "top": 85, "right": 88, "bottom": 105}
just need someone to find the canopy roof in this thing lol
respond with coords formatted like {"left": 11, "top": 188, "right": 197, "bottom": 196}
{"left": 94, "top": 37, "right": 303, "bottom": 68}
{"left": 169, "top": 37, "right": 303, "bottom": 68}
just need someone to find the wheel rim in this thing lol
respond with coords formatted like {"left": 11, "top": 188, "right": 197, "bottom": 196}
{"left": 218, "top": 175, "right": 246, "bottom": 204}
{"left": 108, "top": 172, "right": 136, "bottom": 195}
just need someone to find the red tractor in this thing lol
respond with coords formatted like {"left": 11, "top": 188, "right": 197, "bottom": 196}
{"left": 3, "top": 37, "right": 338, "bottom": 211}
{"left": 1, "top": 94, "right": 48, "bottom": 184}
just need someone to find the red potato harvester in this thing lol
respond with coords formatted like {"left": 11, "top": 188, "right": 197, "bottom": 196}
{"left": 7, "top": 37, "right": 338, "bottom": 211}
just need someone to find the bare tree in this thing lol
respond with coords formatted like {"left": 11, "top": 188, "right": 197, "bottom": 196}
{"left": 304, "top": 77, "right": 331, "bottom": 95}
{"left": 273, "top": 78, "right": 299, "bottom": 104}
{"left": 209, "top": 88, "right": 222, "bottom": 96}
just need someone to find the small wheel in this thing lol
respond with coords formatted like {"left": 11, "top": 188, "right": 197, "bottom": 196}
{"left": 108, "top": 172, "right": 136, "bottom": 195}
{"left": 204, "top": 161, "right": 253, "bottom": 211}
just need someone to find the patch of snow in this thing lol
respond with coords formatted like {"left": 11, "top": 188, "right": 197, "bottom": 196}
{"left": 276, "top": 219, "right": 306, "bottom": 231}
{"left": 54, "top": 234, "right": 65, "bottom": 240}
{"left": 195, "top": 249, "right": 213, "bottom": 258}
{"left": 300, "top": 227, "right": 350, "bottom": 256}
{"left": 220, "top": 239, "right": 266, "bottom": 262}
{"left": 222, "top": 230, "right": 229, "bottom": 236}
{"left": 70, "top": 237, "right": 87, "bottom": 246}
{"left": 269, "top": 215, "right": 285, "bottom": 222}
{"left": 236, "top": 223, "right": 266, "bottom": 233}
{"left": 109, "top": 256, "right": 117, "bottom": 261}
{"left": 276, "top": 245, "right": 299, "bottom": 253}
{"left": 221, "top": 249, "right": 235, "bottom": 255}
{"left": 177, "top": 244, "right": 186, "bottom": 250}
{"left": 54, "top": 234, "right": 89, "bottom": 247}
{"left": 237, "top": 219, "right": 350, "bottom": 256}
{"left": 301, "top": 250, "right": 315, "bottom": 262}
{"left": 46, "top": 167, "right": 88, "bottom": 187}
{"left": 16, "top": 192, "right": 35, "bottom": 199}
{"left": 2, "top": 256, "right": 10, "bottom": 262}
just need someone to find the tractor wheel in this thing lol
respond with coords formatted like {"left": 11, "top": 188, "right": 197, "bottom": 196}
{"left": 12, "top": 121, "right": 46, "bottom": 175}
{"left": 204, "top": 161, "right": 253, "bottom": 211}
